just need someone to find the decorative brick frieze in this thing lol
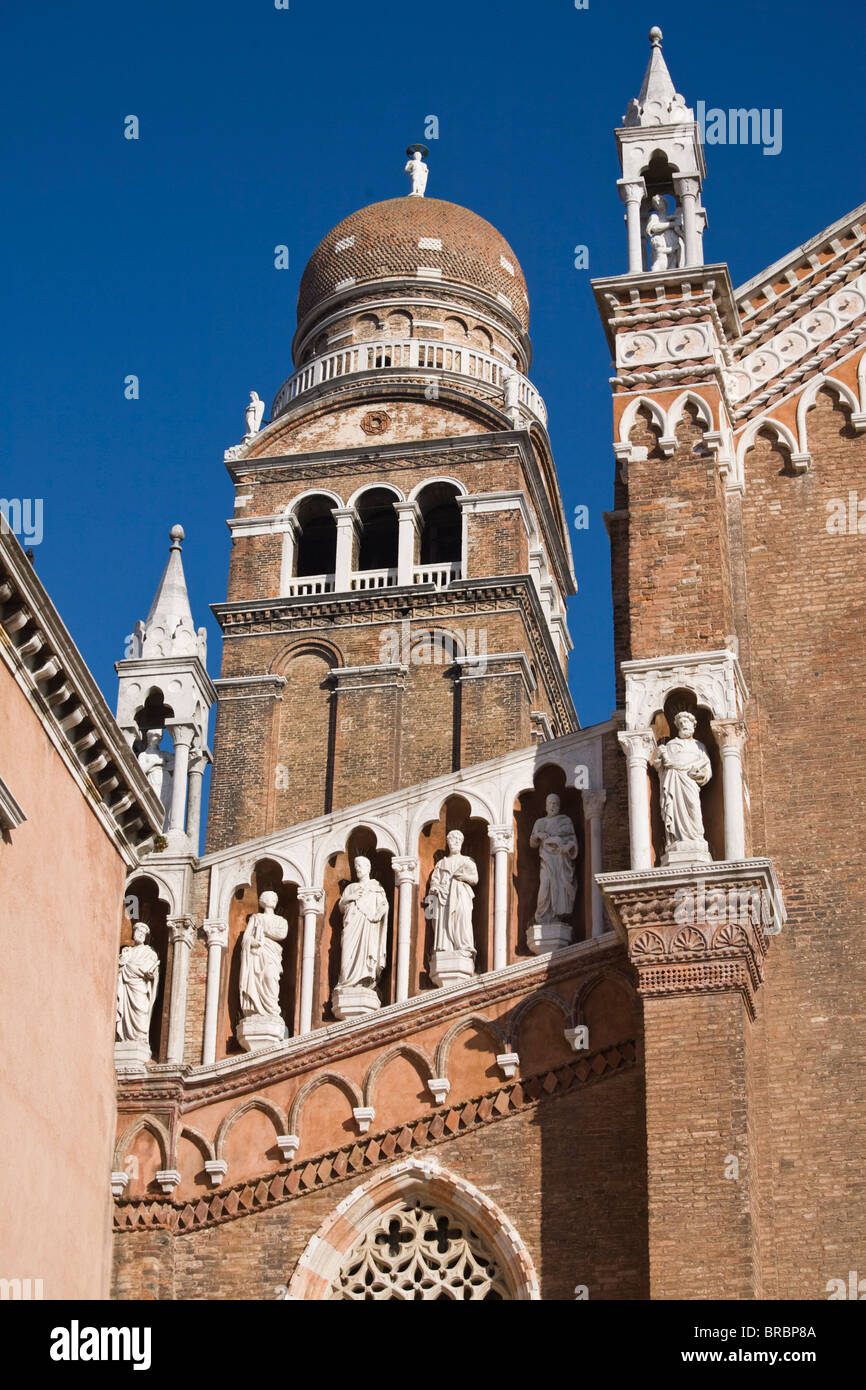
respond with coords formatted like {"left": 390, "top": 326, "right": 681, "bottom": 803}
{"left": 113, "top": 1038, "right": 636, "bottom": 1234}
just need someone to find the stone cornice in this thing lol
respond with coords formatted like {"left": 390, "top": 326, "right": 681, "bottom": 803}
{"left": 597, "top": 858, "right": 785, "bottom": 1019}
{"left": 0, "top": 530, "right": 164, "bottom": 862}
{"left": 117, "top": 933, "right": 623, "bottom": 1107}
{"left": 211, "top": 575, "right": 577, "bottom": 733}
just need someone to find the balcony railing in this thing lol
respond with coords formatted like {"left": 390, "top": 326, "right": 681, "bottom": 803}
{"left": 272, "top": 337, "right": 547, "bottom": 426}
{"left": 281, "top": 563, "right": 461, "bottom": 598}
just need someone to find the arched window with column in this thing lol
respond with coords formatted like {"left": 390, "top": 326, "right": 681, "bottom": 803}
{"left": 295, "top": 495, "right": 338, "bottom": 580}
{"left": 355, "top": 487, "right": 400, "bottom": 582}
{"left": 416, "top": 481, "right": 463, "bottom": 584}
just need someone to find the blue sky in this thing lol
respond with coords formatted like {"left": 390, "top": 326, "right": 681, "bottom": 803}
{"left": 2, "top": 0, "right": 862, "bottom": 754}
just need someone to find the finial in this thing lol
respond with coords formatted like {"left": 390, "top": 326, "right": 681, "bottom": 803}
{"left": 169, "top": 524, "right": 184, "bottom": 549}
{"left": 649, "top": 25, "right": 662, "bottom": 46}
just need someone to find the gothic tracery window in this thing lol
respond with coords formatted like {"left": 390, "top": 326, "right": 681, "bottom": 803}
{"left": 328, "top": 1200, "right": 510, "bottom": 1300}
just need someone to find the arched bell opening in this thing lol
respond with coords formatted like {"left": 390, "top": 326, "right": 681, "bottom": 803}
{"left": 356, "top": 488, "right": 400, "bottom": 573}
{"left": 295, "top": 494, "right": 338, "bottom": 578}
{"left": 416, "top": 481, "right": 462, "bottom": 568}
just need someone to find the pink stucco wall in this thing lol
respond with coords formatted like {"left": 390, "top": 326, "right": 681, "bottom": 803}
{"left": 0, "top": 661, "right": 127, "bottom": 1299}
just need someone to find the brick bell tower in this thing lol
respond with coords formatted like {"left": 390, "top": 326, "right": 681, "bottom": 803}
{"left": 206, "top": 149, "right": 577, "bottom": 852}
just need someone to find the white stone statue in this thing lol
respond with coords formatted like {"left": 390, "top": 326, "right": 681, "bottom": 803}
{"left": 137, "top": 728, "right": 173, "bottom": 817}
{"left": 116, "top": 923, "right": 160, "bottom": 1049}
{"left": 245, "top": 391, "right": 265, "bottom": 437}
{"left": 502, "top": 367, "right": 522, "bottom": 425}
{"left": 425, "top": 830, "right": 478, "bottom": 985}
{"left": 405, "top": 148, "right": 428, "bottom": 197}
{"left": 237, "top": 891, "right": 288, "bottom": 1050}
{"left": 651, "top": 711, "right": 712, "bottom": 863}
{"left": 645, "top": 194, "right": 683, "bottom": 271}
{"left": 529, "top": 794, "right": 578, "bottom": 936}
{"left": 332, "top": 857, "right": 389, "bottom": 1019}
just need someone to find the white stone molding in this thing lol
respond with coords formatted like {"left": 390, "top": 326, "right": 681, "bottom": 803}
{"left": 201, "top": 918, "right": 229, "bottom": 1066}
{"left": 795, "top": 372, "right": 865, "bottom": 465}
{"left": 735, "top": 413, "right": 805, "bottom": 476}
{"left": 204, "top": 1159, "right": 228, "bottom": 1186}
{"left": 427, "top": 1077, "right": 451, "bottom": 1105}
{"left": 622, "top": 649, "right": 747, "bottom": 730}
{"left": 110, "top": 1171, "right": 129, "bottom": 1198}
{"left": 582, "top": 788, "right": 607, "bottom": 938}
{"left": 276, "top": 1135, "right": 300, "bottom": 1163}
{"left": 496, "top": 1051, "right": 520, "bottom": 1079}
{"left": 454, "top": 651, "right": 536, "bottom": 699}
{"left": 298, "top": 887, "right": 325, "bottom": 1036}
{"left": 407, "top": 474, "right": 468, "bottom": 504}
{"left": 155, "top": 1169, "right": 181, "bottom": 1195}
{"left": 353, "top": 1106, "right": 375, "bottom": 1135}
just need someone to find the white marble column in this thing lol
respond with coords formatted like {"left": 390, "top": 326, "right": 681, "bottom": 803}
{"left": 674, "top": 175, "right": 703, "bottom": 267}
{"left": 297, "top": 888, "right": 325, "bottom": 1034}
{"left": 333, "top": 507, "right": 359, "bottom": 592}
{"left": 201, "top": 918, "right": 228, "bottom": 1065}
{"left": 394, "top": 502, "right": 421, "bottom": 587}
{"left": 618, "top": 730, "right": 657, "bottom": 871}
{"left": 488, "top": 826, "right": 513, "bottom": 971}
{"left": 392, "top": 858, "right": 419, "bottom": 1001}
{"left": 581, "top": 790, "right": 607, "bottom": 938}
{"left": 166, "top": 721, "right": 195, "bottom": 846}
{"left": 710, "top": 718, "right": 748, "bottom": 861}
{"left": 165, "top": 916, "right": 195, "bottom": 1064}
{"left": 278, "top": 513, "right": 301, "bottom": 595}
{"left": 618, "top": 178, "right": 647, "bottom": 273}
{"left": 185, "top": 748, "right": 209, "bottom": 854}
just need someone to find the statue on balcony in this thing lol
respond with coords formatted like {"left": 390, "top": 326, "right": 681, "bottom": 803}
{"left": 116, "top": 923, "right": 160, "bottom": 1049}
{"left": 332, "top": 857, "right": 389, "bottom": 1019}
{"left": 237, "top": 890, "right": 289, "bottom": 1051}
{"left": 527, "top": 793, "right": 578, "bottom": 953}
{"left": 244, "top": 391, "right": 265, "bottom": 437}
{"left": 425, "top": 830, "right": 478, "bottom": 986}
{"left": 652, "top": 711, "right": 712, "bottom": 864}
{"left": 644, "top": 194, "right": 683, "bottom": 271}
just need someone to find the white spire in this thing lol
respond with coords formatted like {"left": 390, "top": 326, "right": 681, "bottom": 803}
{"left": 129, "top": 525, "right": 207, "bottom": 662}
{"left": 623, "top": 27, "right": 693, "bottom": 127}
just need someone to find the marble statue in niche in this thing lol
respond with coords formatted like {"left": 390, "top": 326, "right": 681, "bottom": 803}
{"left": 237, "top": 890, "right": 289, "bottom": 1052}
{"left": 652, "top": 710, "right": 712, "bottom": 864}
{"left": 115, "top": 922, "right": 160, "bottom": 1063}
{"left": 644, "top": 193, "right": 683, "bottom": 270}
{"left": 425, "top": 830, "right": 478, "bottom": 986}
{"left": 527, "top": 793, "right": 578, "bottom": 953}
{"left": 332, "top": 856, "right": 389, "bottom": 1020}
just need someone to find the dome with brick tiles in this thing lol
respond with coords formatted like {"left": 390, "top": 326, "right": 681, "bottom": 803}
{"left": 297, "top": 197, "right": 530, "bottom": 331}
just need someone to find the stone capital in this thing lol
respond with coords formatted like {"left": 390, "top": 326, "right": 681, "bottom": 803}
{"left": 673, "top": 174, "right": 702, "bottom": 198}
{"left": 392, "top": 857, "right": 419, "bottom": 885}
{"left": 710, "top": 717, "right": 749, "bottom": 752}
{"left": 617, "top": 728, "right": 657, "bottom": 766}
{"left": 618, "top": 176, "right": 647, "bottom": 204}
{"left": 581, "top": 789, "right": 607, "bottom": 820}
{"left": 168, "top": 915, "right": 196, "bottom": 948}
{"left": 203, "top": 918, "right": 229, "bottom": 950}
{"left": 488, "top": 825, "right": 514, "bottom": 855}
{"left": 165, "top": 720, "right": 196, "bottom": 749}
{"left": 298, "top": 887, "right": 325, "bottom": 914}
